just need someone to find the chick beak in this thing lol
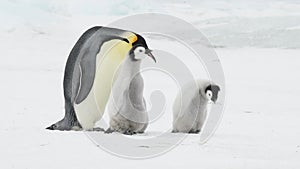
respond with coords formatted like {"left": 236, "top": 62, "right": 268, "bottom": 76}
{"left": 145, "top": 49, "right": 156, "bottom": 63}
{"left": 211, "top": 98, "right": 217, "bottom": 104}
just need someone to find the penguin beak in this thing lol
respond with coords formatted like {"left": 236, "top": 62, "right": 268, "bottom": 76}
{"left": 145, "top": 49, "right": 156, "bottom": 63}
{"left": 211, "top": 98, "right": 217, "bottom": 103}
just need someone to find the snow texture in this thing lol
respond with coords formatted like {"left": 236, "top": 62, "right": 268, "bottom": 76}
{"left": 0, "top": 0, "right": 299, "bottom": 168}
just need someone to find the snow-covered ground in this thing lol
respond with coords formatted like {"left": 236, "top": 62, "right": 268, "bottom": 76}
{"left": 1, "top": 0, "right": 300, "bottom": 168}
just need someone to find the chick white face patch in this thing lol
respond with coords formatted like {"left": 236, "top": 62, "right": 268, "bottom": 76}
{"left": 133, "top": 46, "right": 147, "bottom": 60}
{"left": 206, "top": 90, "right": 213, "bottom": 101}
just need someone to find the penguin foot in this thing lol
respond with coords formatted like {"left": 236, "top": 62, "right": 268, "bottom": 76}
{"left": 46, "top": 124, "right": 82, "bottom": 131}
{"left": 123, "top": 130, "right": 136, "bottom": 135}
{"left": 85, "top": 127, "right": 105, "bottom": 132}
{"left": 188, "top": 129, "right": 200, "bottom": 134}
{"left": 171, "top": 130, "right": 178, "bottom": 133}
{"left": 46, "top": 124, "right": 56, "bottom": 130}
{"left": 104, "top": 128, "right": 115, "bottom": 134}
{"left": 93, "top": 127, "right": 105, "bottom": 132}
{"left": 71, "top": 126, "right": 82, "bottom": 131}
{"left": 46, "top": 117, "right": 82, "bottom": 131}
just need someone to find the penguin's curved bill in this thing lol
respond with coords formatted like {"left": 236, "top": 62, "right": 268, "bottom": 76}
{"left": 145, "top": 49, "right": 156, "bottom": 63}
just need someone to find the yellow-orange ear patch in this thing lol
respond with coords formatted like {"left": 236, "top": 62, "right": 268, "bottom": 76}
{"left": 127, "top": 34, "right": 138, "bottom": 44}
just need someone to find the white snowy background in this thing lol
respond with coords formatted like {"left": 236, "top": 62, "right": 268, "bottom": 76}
{"left": 1, "top": 0, "right": 300, "bottom": 168}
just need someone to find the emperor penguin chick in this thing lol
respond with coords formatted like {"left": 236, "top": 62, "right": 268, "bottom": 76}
{"left": 172, "top": 79, "right": 220, "bottom": 134}
{"left": 105, "top": 45, "right": 156, "bottom": 135}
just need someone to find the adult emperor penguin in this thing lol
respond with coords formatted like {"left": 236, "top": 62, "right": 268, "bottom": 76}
{"left": 105, "top": 44, "right": 156, "bottom": 135}
{"left": 172, "top": 79, "right": 220, "bottom": 133}
{"left": 46, "top": 26, "right": 152, "bottom": 131}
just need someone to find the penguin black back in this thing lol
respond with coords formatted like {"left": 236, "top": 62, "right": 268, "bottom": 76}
{"left": 63, "top": 26, "right": 102, "bottom": 101}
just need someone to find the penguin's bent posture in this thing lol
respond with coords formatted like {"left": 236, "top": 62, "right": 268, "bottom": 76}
{"left": 46, "top": 26, "right": 151, "bottom": 131}
{"left": 172, "top": 79, "right": 220, "bottom": 133}
{"left": 105, "top": 44, "right": 156, "bottom": 135}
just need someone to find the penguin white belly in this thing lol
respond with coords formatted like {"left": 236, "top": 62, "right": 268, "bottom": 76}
{"left": 74, "top": 32, "right": 137, "bottom": 129}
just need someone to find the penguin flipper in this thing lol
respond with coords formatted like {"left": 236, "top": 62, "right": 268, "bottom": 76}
{"left": 73, "top": 32, "right": 105, "bottom": 104}
{"left": 75, "top": 58, "right": 96, "bottom": 104}
{"left": 74, "top": 33, "right": 130, "bottom": 104}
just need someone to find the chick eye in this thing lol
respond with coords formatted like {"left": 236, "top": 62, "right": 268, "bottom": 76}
{"left": 139, "top": 49, "right": 143, "bottom": 52}
{"left": 206, "top": 90, "right": 213, "bottom": 99}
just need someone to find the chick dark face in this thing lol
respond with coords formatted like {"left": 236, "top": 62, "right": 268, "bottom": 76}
{"left": 204, "top": 84, "right": 220, "bottom": 103}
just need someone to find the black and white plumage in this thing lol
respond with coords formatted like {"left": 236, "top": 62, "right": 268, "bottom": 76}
{"left": 172, "top": 79, "right": 220, "bottom": 134}
{"left": 46, "top": 26, "right": 149, "bottom": 131}
{"left": 105, "top": 45, "right": 156, "bottom": 135}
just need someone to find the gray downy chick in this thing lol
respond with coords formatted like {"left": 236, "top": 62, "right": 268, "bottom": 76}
{"left": 172, "top": 79, "right": 220, "bottom": 134}
{"left": 105, "top": 45, "right": 156, "bottom": 135}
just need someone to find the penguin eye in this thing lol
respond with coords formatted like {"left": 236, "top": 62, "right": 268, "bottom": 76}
{"left": 206, "top": 90, "right": 213, "bottom": 99}
{"left": 135, "top": 46, "right": 145, "bottom": 53}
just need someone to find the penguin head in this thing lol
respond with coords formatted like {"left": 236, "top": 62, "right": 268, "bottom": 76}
{"left": 204, "top": 84, "right": 220, "bottom": 103}
{"left": 129, "top": 45, "right": 156, "bottom": 62}
{"left": 129, "top": 34, "right": 156, "bottom": 62}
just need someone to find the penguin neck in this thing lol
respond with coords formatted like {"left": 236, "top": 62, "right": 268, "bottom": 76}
{"left": 112, "top": 55, "right": 142, "bottom": 92}
{"left": 120, "top": 55, "right": 142, "bottom": 79}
